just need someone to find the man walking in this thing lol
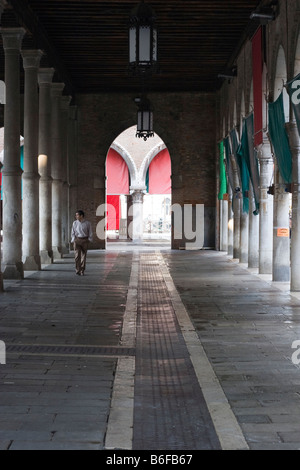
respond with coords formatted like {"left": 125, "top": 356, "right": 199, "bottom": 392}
{"left": 71, "top": 210, "right": 93, "bottom": 276}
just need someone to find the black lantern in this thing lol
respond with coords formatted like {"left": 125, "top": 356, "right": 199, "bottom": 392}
{"left": 129, "top": 0, "right": 158, "bottom": 75}
{"left": 135, "top": 96, "right": 154, "bottom": 140}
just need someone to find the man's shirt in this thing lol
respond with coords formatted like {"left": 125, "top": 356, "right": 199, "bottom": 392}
{"left": 71, "top": 220, "right": 93, "bottom": 243}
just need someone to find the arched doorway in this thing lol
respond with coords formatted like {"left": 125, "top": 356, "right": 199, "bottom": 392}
{"left": 105, "top": 126, "right": 172, "bottom": 246}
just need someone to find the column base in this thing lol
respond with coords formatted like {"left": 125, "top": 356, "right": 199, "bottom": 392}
{"left": 61, "top": 246, "right": 69, "bottom": 255}
{"left": 3, "top": 262, "right": 24, "bottom": 280}
{"left": 52, "top": 246, "right": 62, "bottom": 260}
{"left": 40, "top": 250, "right": 53, "bottom": 265}
{"left": 23, "top": 255, "right": 41, "bottom": 271}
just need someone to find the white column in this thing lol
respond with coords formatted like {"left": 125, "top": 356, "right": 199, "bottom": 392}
{"left": 21, "top": 49, "right": 43, "bottom": 271}
{"left": 0, "top": 5, "right": 6, "bottom": 290}
{"left": 287, "top": 121, "right": 300, "bottom": 291}
{"left": 240, "top": 209, "right": 249, "bottom": 264}
{"left": 220, "top": 199, "right": 228, "bottom": 251}
{"left": 272, "top": 163, "right": 290, "bottom": 282}
{"left": 60, "top": 95, "right": 71, "bottom": 254}
{"left": 68, "top": 106, "right": 78, "bottom": 243}
{"left": 257, "top": 140, "right": 274, "bottom": 274}
{"left": 38, "top": 68, "right": 55, "bottom": 264}
{"left": 227, "top": 186, "right": 233, "bottom": 256}
{"left": 248, "top": 185, "right": 259, "bottom": 268}
{"left": 1, "top": 27, "right": 25, "bottom": 280}
{"left": 131, "top": 190, "right": 144, "bottom": 243}
{"left": 233, "top": 190, "right": 241, "bottom": 259}
{"left": 50, "top": 82, "right": 65, "bottom": 259}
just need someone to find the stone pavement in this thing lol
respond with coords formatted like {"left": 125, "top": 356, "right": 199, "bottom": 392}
{"left": 0, "top": 243, "right": 300, "bottom": 450}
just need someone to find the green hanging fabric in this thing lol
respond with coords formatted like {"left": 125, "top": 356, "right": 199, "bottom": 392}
{"left": 230, "top": 128, "right": 249, "bottom": 213}
{"left": 218, "top": 140, "right": 227, "bottom": 200}
{"left": 224, "top": 136, "right": 235, "bottom": 193}
{"left": 237, "top": 116, "right": 259, "bottom": 214}
{"left": 268, "top": 92, "right": 292, "bottom": 184}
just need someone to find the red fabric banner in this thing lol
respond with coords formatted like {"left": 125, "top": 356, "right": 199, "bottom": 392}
{"left": 106, "top": 148, "right": 129, "bottom": 195}
{"left": 252, "top": 27, "right": 263, "bottom": 147}
{"left": 107, "top": 195, "right": 120, "bottom": 230}
{"left": 148, "top": 148, "right": 171, "bottom": 194}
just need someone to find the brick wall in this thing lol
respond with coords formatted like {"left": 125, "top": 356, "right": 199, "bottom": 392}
{"left": 75, "top": 91, "right": 217, "bottom": 249}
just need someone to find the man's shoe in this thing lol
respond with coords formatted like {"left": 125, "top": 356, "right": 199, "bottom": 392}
{"left": 80, "top": 272, "right": 84, "bottom": 276}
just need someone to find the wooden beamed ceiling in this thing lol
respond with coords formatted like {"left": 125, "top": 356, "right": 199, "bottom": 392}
{"left": 0, "top": 0, "right": 266, "bottom": 96}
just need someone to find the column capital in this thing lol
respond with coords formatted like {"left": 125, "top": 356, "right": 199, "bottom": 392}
{"left": 60, "top": 95, "right": 72, "bottom": 110}
{"left": 0, "top": 27, "right": 26, "bottom": 51}
{"left": 131, "top": 189, "right": 144, "bottom": 204}
{"left": 69, "top": 105, "right": 78, "bottom": 120}
{"left": 256, "top": 139, "right": 274, "bottom": 163}
{"left": 38, "top": 67, "right": 55, "bottom": 86}
{"left": 51, "top": 82, "right": 65, "bottom": 97}
{"left": 21, "top": 49, "right": 44, "bottom": 69}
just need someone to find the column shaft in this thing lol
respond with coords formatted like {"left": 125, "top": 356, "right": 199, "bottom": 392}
{"left": 60, "top": 96, "right": 71, "bottom": 254}
{"left": 227, "top": 187, "right": 233, "bottom": 256}
{"left": 272, "top": 163, "right": 290, "bottom": 282}
{"left": 68, "top": 106, "right": 78, "bottom": 243}
{"left": 1, "top": 28, "right": 26, "bottom": 280}
{"left": 258, "top": 141, "right": 274, "bottom": 274}
{"left": 248, "top": 185, "right": 259, "bottom": 268}
{"left": 130, "top": 190, "right": 144, "bottom": 243}
{"left": 287, "top": 121, "right": 300, "bottom": 291}
{"left": 220, "top": 199, "right": 228, "bottom": 251}
{"left": 50, "top": 83, "right": 65, "bottom": 259}
{"left": 38, "top": 68, "right": 55, "bottom": 264}
{"left": 22, "top": 50, "right": 43, "bottom": 271}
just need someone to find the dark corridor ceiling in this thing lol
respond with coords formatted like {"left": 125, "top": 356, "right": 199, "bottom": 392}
{"left": 0, "top": 0, "right": 266, "bottom": 96}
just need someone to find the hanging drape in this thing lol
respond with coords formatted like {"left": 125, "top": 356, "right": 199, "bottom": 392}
{"left": 218, "top": 140, "right": 227, "bottom": 200}
{"left": 268, "top": 92, "right": 292, "bottom": 184}
{"left": 232, "top": 128, "right": 250, "bottom": 214}
{"left": 106, "top": 195, "right": 120, "bottom": 230}
{"left": 146, "top": 148, "right": 171, "bottom": 194}
{"left": 224, "top": 135, "right": 235, "bottom": 193}
{"left": 238, "top": 115, "right": 260, "bottom": 214}
{"left": 106, "top": 147, "right": 129, "bottom": 195}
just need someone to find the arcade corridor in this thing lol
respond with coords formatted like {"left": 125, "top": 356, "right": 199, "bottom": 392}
{"left": 1, "top": 244, "right": 300, "bottom": 450}
{"left": 1, "top": 0, "right": 300, "bottom": 453}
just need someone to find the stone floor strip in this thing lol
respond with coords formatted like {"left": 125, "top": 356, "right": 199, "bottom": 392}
{"left": 157, "top": 251, "right": 249, "bottom": 450}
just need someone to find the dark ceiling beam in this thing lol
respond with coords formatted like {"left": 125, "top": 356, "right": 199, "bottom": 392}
{"left": 5, "top": 0, "right": 74, "bottom": 96}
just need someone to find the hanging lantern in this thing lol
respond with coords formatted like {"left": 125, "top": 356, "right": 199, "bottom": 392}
{"left": 129, "top": 0, "right": 158, "bottom": 75}
{"left": 135, "top": 96, "right": 154, "bottom": 140}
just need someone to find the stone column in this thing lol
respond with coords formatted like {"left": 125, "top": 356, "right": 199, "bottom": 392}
{"left": 257, "top": 140, "right": 274, "bottom": 274}
{"left": 0, "top": 5, "right": 6, "bottom": 290}
{"left": 286, "top": 121, "right": 300, "bottom": 291}
{"left": 131, "top": 190, "right": 144, "bottom": 243}
{"left": 240, "top": 209, "right": 249, "bottom": 264}
{"left": 68, "top": 105, "right": 78, "bottom": 245}
{"left": 1, "top": 28, "right": 25, "bottom": 280}
{"left": 233, "top": 190, "right": 241, "bottom": 259}
{"left": 272, "top": 163, "right": 290, "bottom": 282}
{"left": 60, "top": 95, "right": 71, "bottom": 254}
{"left": 50, "top": 82, "right": 65, "bottom": 259}
{"left": 220, "top": 199, "right": 228, "bottom": 251}
{"left": 227, "top": 186, "right": 233, "bottom": 256}
{"left": 248, "top": 185, "right": 259, "bottom": 268}
{"left": 38, "top": 68, "right": 55, "bottom": 264}
{"left": 127, "top": 194, "right": 133, "bottom": 240}
{"left": 21, "top": 49, "right": 43, "bottom": 271}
